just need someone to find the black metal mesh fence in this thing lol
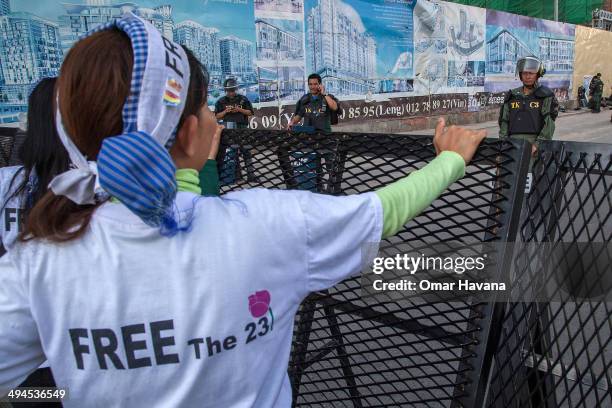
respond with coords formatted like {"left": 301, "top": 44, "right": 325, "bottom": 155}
{"left": 486, "top": 142, "right": 612, "bottom": 408}
{"left": 217, "top": 129, "right": 531, "bottom": 407}
{"left": 0, "top": 135, "right": 15, "bottom": 168}
{"left": 0, "top": 127, "right": 24, "bottom": 168}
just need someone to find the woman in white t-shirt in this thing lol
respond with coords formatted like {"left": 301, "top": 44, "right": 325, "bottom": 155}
{"left": 0, "top": 78, "right": 70, "bottom": 254}
{"left": 0, "top": 15, "right": 486, "bottom": 407}
{"left": 0, "top": 77, "right": 68, "bottom": 406}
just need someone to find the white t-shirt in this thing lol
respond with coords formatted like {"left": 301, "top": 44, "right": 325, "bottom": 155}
{"left": 0, "top": 166, "right": 52, "bottom": 371}
{"left": 0, "top": 188, "right": 382, "bottom": 407}
{"left": 0, "top": 166, "right": 27, "bottom": 251}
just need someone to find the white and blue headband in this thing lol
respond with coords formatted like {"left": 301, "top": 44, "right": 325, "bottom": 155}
{"left": 50, "top": 13, "right": 191, "bottom": 233}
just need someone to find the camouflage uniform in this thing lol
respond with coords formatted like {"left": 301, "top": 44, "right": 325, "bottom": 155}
{"left": 589, "top": 76, "right": 604, "bottom": 113}
{"left": 498, "top": 83, "right": 559, "bottom": 147}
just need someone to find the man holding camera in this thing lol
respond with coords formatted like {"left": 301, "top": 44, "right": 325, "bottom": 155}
{"left": 215, "top": 78, "right": 257, "bottom": 182}
{"left": 215, "top": 78, "right": 254, "bottom": 128}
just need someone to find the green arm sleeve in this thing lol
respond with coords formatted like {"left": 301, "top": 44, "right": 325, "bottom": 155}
{"left": 199, "top": 159, "right": 220, "bottom": 196}
{"left": 536, "top": 97, "right": 555, "bottom": 143}
{"left": 499, "top": 103, "right": 509, "bottom": 139}
{"left": 375, "top": 151, "right": 466, "bottom": 238}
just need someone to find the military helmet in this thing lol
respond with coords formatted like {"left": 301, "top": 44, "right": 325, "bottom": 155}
{"left": 516, "top": 56, "right": 546, "bottom": 78}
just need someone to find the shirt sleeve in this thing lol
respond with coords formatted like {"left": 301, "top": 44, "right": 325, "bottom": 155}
{"left": 243, "top": 97, "right": 254, "bottom": 114}
{"left": 297, "top": 192, "right": 383, "bottom": 292}
{"left": 0, "top": 254, "right": 45, "bottom": 394}
{"left": 498, "top": 102, "right": 509, "bottom": 138}
{"left": 328, "top": 94, "right": 340, "bottom": 111}
{"left": 214, "top": 100, "right": 223, "bottom": 114}
{"left": 199, "top": 159, "right": 220, "bottom": 196}
{"left": 295, "top": 99, "right": 304, "bottom": 117}
{"left": 537, "top": 97, "right": 555, "bottom": 143}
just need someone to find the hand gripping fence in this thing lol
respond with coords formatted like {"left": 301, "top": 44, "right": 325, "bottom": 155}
{"left": 0, "top": 127, "right": 609, "bottom": 408}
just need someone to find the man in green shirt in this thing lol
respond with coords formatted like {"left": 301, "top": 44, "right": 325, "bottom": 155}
{"left": 498, "top": 56, "right": 559, "bottom": 157}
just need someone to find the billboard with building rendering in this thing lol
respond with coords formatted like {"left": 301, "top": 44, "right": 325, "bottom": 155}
{"left": 0, "top": 0, "right": 577, "bottom": 128}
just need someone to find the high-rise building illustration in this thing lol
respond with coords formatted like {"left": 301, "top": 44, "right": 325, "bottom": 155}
{"left": 487, "top": 29, "right": 533, "bottom": 74}
{"left": 0, "top": 0, "right": 6, "bottom": 111}
{"left": 58, "top": 2, "right": 174, "bottom": 55}
{"left": 539, "top": 37, "right": 573, "bottom": 72}
{"left": 135, "top": 5, "right": 174, "bottom": 40}
{"left": 0, "top": 12, "right": 62, "bottom": 117}
{"left": 307, "top": 0, "right": 376, "bottom": 95}
{"left": 0, "top": 0, "right": 11, "bottom": 107}
{"left": 449, "top": 9, "right": 483, "bottom": 56}
{"left": 256, "top": 66, "right": 277, "bottom": 101}
{"left": 58, "top": 1, "right": 133, "bottom": 55}
{"left": 0, "top": 0, "right": 10, "bottom": 16}
{"left": 220, "top": 36, "right": 255, "bottom": 81}
{"left": 488, "top": 30, "right": 573, "bottom": 75}
{"left": 257, "top": 66, "right": 303, "bottom": 101}
{"left": 254, "top": 18, "right": 305, "bottom": 101}
{"left": 174, "top": 20, "right": 222, "bottom": 81}
{"left": 0, "top": 2, "right": 280, "bottom": 120}
{"left": 255, "top": 19, "right": 302, "bottom": 61}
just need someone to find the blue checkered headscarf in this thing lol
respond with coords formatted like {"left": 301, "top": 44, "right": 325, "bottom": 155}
{"left": 50, "top": 13, "right": 191, "bottom": 235}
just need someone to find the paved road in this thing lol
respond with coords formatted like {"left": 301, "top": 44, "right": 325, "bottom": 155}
{"left": 401, "top": 108, "right": 612, "bottom": 144}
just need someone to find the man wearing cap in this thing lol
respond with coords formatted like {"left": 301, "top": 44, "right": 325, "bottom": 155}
{"left": 498, "top": 56, "right": 559, "bottom": 157}
{"left": 215, "top": 78, "right": 257, "bottom": 182}
{"left": 589, "top": 73, "right": 604, "bottom": 113}
{"left": 215, "top": 78, "right": 254, "bottom": 128}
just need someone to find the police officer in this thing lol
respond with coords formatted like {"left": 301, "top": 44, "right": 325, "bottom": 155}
{"left": 589, "top": 73, "right": 604, "bottom": 113}
{"left": 498, "top": 56, "right": 559, "bottom": 157}
{"left": 287, "top": 73, "right": 340, "bottom": 133}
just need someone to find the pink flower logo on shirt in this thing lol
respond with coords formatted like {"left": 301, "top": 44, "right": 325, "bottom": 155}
{"left": 248, "top": 290, "right": 271, "bottom": 318}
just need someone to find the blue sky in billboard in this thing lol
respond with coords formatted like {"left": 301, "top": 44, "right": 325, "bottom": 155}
{"left": 13, "top": 0, "right": 255, "bottom": 40}
{"left": 304, "top": 0, "right": 415, "bottom": 79}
